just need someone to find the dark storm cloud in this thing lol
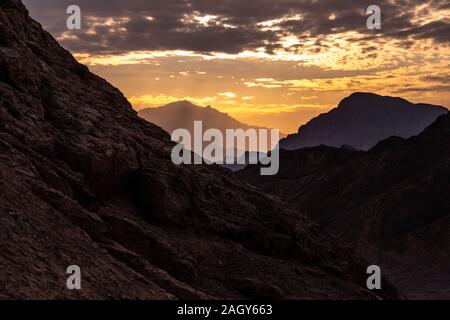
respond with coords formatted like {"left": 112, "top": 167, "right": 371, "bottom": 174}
{"left": 385, "top": 20, "right": 450, "bottom": 43}
{"left": 23, "top": 0, "right": 450, "bottom": 54}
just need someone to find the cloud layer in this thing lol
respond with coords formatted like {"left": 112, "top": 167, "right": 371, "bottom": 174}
{"left": 24, "top": 0, "right": 450, "bottom": 55}
{"left": 23, "top": 0, "right": 450, "bottom": 133}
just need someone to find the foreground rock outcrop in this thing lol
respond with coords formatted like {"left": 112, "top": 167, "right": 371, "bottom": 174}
{"left": 0, "top": 0, "right": 398, "bottom": 299}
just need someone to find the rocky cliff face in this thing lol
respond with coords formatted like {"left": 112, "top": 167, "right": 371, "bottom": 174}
{"left": 0, "top": 0, "right": 398, "bottom": 299}
{"left": 238, "top": 112, "right": 450, "bottom": 299}
{"left": 280, "top": 92, "right": 447, "bottom": 151}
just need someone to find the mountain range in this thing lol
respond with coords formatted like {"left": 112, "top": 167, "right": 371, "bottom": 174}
{"left": 237, "top": 102, "right": 450, "bottom": 299}
{"left": 0, "top": 0, "right": 399, "bottom": 299}
{"left": 280, "top": 92, "right": 447, "bottom": 151}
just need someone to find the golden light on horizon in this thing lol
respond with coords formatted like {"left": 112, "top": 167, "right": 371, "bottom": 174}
{"left": 41, "top": 0, "right": 450, "bottom": 134}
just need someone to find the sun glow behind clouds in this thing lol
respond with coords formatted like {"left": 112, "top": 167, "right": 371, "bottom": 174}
{"left": 181, "top": 12, "right": 238, "bottom": 29}
{"left": 41, "top": 0, "right": 449, "bottom": 133}
{"left": 80, "top": 38, "right": 449, "bottom": 133}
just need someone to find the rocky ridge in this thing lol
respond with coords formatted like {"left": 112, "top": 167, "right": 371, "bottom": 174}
{"left": 0, "top": 0, "right": 398, "bottom": 299}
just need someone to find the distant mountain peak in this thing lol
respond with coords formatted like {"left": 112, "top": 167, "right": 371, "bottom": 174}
{"left": 338, "top": 92, "right": 419, "bottom": 109}
{"left": 139, "top": 101, "right": 281, "bottom": 134}
{"left": 152, "top": 100, "right": 229, "bottom": 117}
{"left": 163, "top": 100, "right": 197, "bottom": 108}
{"left": 280, "top": 92, "right": 447, "bottom": 151}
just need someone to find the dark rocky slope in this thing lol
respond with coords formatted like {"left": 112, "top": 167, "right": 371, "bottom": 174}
{"left": 238, "top": 113, "right": 450, "bottom": 299}
{"left": 280, "top": 92, "right": 447, "bottom": 151}
{"left": 0, "top": 0, "right": 398, "bottom": 299}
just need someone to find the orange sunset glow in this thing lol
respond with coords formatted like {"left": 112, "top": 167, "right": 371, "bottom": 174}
{"left": 24, "top": 0, "right": 449, "bottom": 133}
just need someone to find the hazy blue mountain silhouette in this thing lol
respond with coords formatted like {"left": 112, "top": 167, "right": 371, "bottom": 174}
{"left": 139, "top": 101, "right": 283, "bottom": 137}
{"left": 280, "top": 92, "right": 447, "bottom": 151}
{"left": 139, "top": 101, "right": 284, "bottom": 164}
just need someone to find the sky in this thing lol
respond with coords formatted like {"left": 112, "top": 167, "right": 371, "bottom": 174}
{"left": 23, "top": 0, "right": 449, "bottom": 133}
